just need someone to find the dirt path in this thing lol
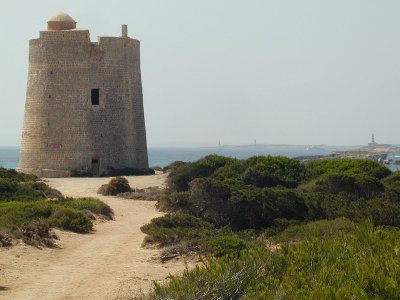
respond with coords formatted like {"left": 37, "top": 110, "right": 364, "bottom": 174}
{"left": 0, "top": 174, "right": 189, "bottom": 299}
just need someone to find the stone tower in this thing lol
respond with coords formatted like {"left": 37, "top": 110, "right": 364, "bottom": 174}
{"left": 19, "top": 12, "right": 149, "bottom": 177}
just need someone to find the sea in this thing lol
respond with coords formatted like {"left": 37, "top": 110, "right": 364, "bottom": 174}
{"left": 0, "top": 145, "right": 332, "bottom": 170}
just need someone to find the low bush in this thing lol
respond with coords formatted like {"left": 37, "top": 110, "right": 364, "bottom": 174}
{"left": 49, "top": 208, "right": 93, "bottom": 233}
{"left": 303, "top": 158, "right": 391, "bottom": 180}
{"left": 56, "top": 197, "right": 113, "bottom": 219}
{"left": 159, "top": 156, "right": 399, "bottom": 230}
{"left": 0, "top": 168, "right": 37, "bottom": 182}
{"left": 0, "top": 232, "right": 12, "bottom": 247}
{"left": 185, "top": 178, "right": 308, "bottom": 229}
{"left": 0, "top": 179, "right": 62, "bottom": 202}
{"left": 141, "top": 213, "right": 248, "bottom": 258}
{"left": 207, "top": 235, "right": 248, "bottom": 258}
{"left": 0, "top": 169, "right": 112, "bottom": 247}
{"left": 98, "top": 177, "right": 132, "bottom": 195}
{"left": 156, "top": 191, "right": 190, "bottom": 212}
{"left": 167, "top": 155, "right": 237, "bottom": 192}
{"left": 149, "top": 220, "right": 400, "bottom": 299}
{"left": 308, "top": 173, "right": 385, "bottom": 199}
{"left": 20, "top": 220, "right": 57, "bottom": 248}
{"left": 0, "top": 201, "right": 55, "bottom": 231}
{"left": 141, "top": 213, "right": 214, "bottom": 246}
{"left": 118, "top": 186, "right": 165, "bottom": 201}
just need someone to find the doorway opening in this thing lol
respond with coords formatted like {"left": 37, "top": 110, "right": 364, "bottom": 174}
{"left": 91, "top": 158, "right": 100, "bottom": 176}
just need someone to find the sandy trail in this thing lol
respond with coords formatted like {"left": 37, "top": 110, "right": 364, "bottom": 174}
{"left": 0, "top": 174, "right": 189, "bottom": 299}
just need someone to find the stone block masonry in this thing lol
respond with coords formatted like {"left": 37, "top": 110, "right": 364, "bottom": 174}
{"left": 18, "top": 12, "right": 149, "bottom": 177}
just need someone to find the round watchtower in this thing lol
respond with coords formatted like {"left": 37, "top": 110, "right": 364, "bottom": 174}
{"left": 19, "top": 13, "right": 149, "bottom": 177}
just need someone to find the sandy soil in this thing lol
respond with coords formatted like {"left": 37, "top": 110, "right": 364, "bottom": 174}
{"left": 0, "top": 173, "right": 191, "bottom": 299}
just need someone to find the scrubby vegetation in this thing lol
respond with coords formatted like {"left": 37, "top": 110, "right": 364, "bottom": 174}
{"left": 149, "top": 219, "right": 400, "bottom": 299}
{"left": 98, "top": 176, "right": 132, "bottom": 195}
{"left": 140, "top": 155, "right": 400, "bottom": 299}
{"left": 158, "top": 155, "right": 400, "bottom": 229}
{"left": 0, "top": 168, "right": 113, "bottom": 247}
{"left": 119, "top": 186, "right": 165, "bottom": 201}
{"left": 141, "top": 213, "right": 248, "bottom": 260}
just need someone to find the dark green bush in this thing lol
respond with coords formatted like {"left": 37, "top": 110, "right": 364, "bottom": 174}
{"left": 156, "top": 191, "right": 190, "bottom": 212}
{"left": 0, "top": 168, "right": 37, "bottom": 182}
{"left": 241, "top": 156, "right": 304, "bottom": 188}
{"left": 49, "top": 208, "right": 93, "bottom": 233}
{"left": 304, "top": 158, "right": 391, "bottom": 180}
{"left": 160, "top": 156, "right": 400, "bottom": 230}
{"left": 168, "top": 155, "right": 237, "bottom": 192}
{"left": 141, "top": 156, "right": 400, "bottom": 298}
{"left": 0, "top": 179, "right": 62, "bottom": 202}
{"left": 98, "top": 176, "right": 132, "bottom": 195}
{"left": 187, "top": 178, "right": 308, "bottom": 229}
{"left": 311, "top": 173, "right": 384, "bottom": 199}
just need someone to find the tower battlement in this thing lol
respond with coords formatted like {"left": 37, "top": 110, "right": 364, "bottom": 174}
{"left": 19, "top": 12, "right": 149, "bottom": 177}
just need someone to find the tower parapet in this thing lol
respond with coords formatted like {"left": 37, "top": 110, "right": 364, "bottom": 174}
{"left": 19, "top": 13, "right": 149, "bottom": 177}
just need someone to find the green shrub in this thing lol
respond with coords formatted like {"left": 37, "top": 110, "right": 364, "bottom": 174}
{"left": 49, "top": 208, "right": 93, "bottom": 233}
{"left": 0, "top": 169, "right": 112, "bottom": 246}
{"left": 160, "top": 156, "right": 400, "bottom": 230}
{"left": 141, "top": 213, "right": 214, "bottom": 246}
{"left": 0, "top": 178, "right": 62, "bottom": 202}
{"left": 98, "top": 176, "right": 132, "bottom": 195}
{"left": 187, "top": 178, "right": 308, "bottom": 229}
{"left": 311, "top": 173, "right": 384, "bottom": 199}
{"left": 168, "top": 155, "right": 237, "bottom": 192}
{"left": 271, "top": 218, "right": 356, "bottom": 243}
{"left": 56, "top": 197, "right": 113, "bottom": 219}
{"left": 304, "top": 158, "right": 391, "bottom": 180}
{"left": 156, "top": 191, "right": 190, "bottom": 212}
{"left": 207, "top": 235, "right": 248, "bottom": 257}
{"left": 0, "top": 168, "right": 37, "bottom": 182}
{"left": 140, "top": 213, "right": 250, "bottom": 259}
{"left": 149, "top": 220, "right": 400, "bottom": 299}
{"left": 241, "top": 156, "right": 304, "bottom": 188}
{"left": 0, "top": 201, "right": 55, "bottom": 231}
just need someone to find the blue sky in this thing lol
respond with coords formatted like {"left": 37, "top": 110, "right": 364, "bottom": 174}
{"left": 1, "top": 0, "right": 400, "bottom": 146}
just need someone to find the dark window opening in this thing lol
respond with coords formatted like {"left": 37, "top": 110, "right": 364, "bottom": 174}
{"left": 91, "top": 89, "right": 100, "bottom": 105}
{"left": 47, "top": 122, "right": 50, "bottom": 126}
{"left": 50, "top": 71, "right": 53, "bottom": 75}
{"left": 49, "top": 95, "right": 51, "bottom": 98}
{"left": 92, "top": 158, "right": 99, "bottom": 164}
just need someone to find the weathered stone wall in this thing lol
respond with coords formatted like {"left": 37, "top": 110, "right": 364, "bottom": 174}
{"left": 19, "top": 26, "right": 148, "bottom": 177}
